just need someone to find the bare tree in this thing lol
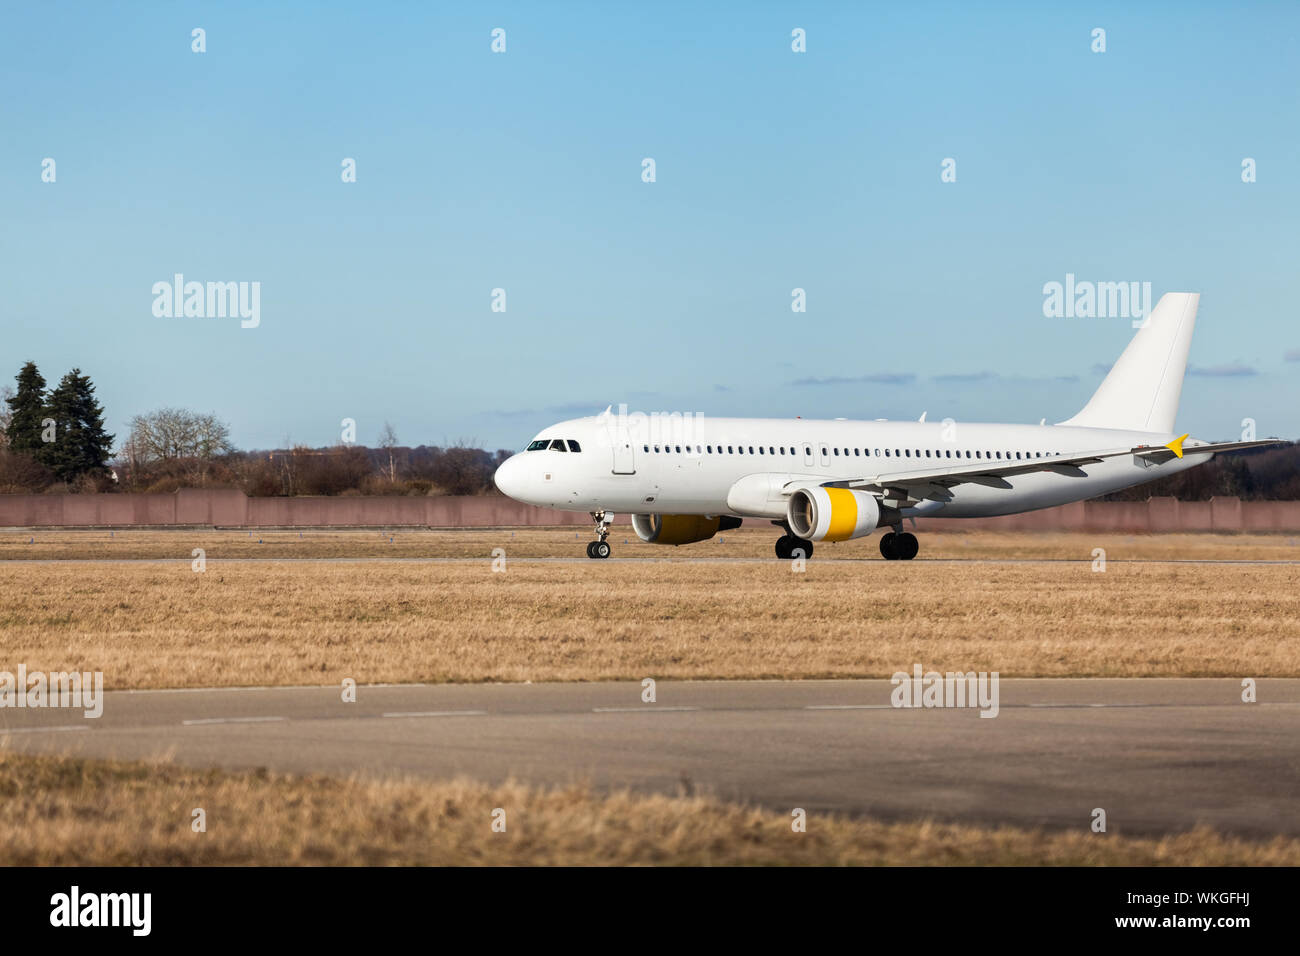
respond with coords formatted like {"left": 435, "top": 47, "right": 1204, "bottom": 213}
{"left": 276, "top": 439, "right": 302, "bottom": 496}
{"left": 378, "top": 421, "right": 399, "bottom": 482}
{"left": 126, "top": 409, "right": 233, "bottom": 461}
{"left": 0, "top": 384, "right": 12, "bottom": 447}
{"left": 122, "top": 408, "right": 235, "bottom": 483}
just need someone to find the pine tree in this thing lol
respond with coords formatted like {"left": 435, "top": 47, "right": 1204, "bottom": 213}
{"left": 4, "top": 361, "right": 49, "bottom": 455}
{"left": 44, "top": 369, "right": 115, "bottom": 483}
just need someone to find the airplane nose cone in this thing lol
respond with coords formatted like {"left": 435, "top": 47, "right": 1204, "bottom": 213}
{"left": 494, "top": 454, "right": 527, "bottom": 500}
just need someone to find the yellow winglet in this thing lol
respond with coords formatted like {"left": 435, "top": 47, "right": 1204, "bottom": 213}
{"left": 1165, "top": 433, "right": 1189, "bottom": 458}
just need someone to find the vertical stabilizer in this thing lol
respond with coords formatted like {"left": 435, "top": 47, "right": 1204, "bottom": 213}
{"left": 1059, "top": 292, "right": 1198, "bottom": 433}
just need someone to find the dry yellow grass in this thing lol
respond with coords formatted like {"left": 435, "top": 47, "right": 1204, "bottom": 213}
{"left": 1, "top": 751, "right": 1293, "bottom": 865}
{"left": 0, "top": 547, "right": 1297, "bottom": 688}
{"left": 4, "top": 526, "right": 1300, "bottom": 561}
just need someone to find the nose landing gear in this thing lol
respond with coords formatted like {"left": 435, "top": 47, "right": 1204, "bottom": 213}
{"left": 586, "top": 511, "right": 612, "bottom": 559}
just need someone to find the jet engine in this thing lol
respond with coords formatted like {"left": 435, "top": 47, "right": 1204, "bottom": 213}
{"left": 632, "top": 513, "right": 743, "bottom": 545}
{"left": 786, "top": 487, "right": 882, "bottom": 542}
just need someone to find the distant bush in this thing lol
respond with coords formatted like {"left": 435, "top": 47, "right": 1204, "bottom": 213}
{"left": 142, "top": 476, "right": 188, "bottom": 494}
{"left": 0, "top": 448, "right": 53, "bottom": 493}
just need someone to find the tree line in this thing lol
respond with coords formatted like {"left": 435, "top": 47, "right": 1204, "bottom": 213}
{"left": 1098, "top": 443, "right": 1300, "bottom": 501}
{"left": 2, "top": 359, "right": 1296, "bottom": 498}
{"left": 0, "top": 362, "right": 114, "bottom": 489}
{"left": 1, "top": 362, "right": 509, "bottom": 496}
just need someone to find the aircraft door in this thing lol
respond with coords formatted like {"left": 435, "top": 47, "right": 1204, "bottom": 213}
{"left": 612, "top": 428, "right": 636, "bottom": 474}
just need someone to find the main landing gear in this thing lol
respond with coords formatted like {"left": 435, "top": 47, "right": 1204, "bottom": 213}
{"left": 586, "top": 511, "right": 612, "bottom": 559}
{"left": 879, "top": 530, "right": 919, "bottom": 561}
{"left": 774, "top": 534, "right": 814, "bottom": 560}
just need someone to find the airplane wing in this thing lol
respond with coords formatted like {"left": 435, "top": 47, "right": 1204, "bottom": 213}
{"left": 801, "top": 436, "right": 1287, "bottom": 505}
{"left": 1131, "top": 437, "right": 1284, "bottom": 464}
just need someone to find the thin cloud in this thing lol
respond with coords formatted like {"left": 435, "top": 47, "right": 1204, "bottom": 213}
{"left": 1285, "top": 349, "right": 1300, "bottom": 362}
{"left": 1005, "top": 374, "right": 1079, "bottom": 384}
{"left": 493, "top": 402, "right": 613, "bottom": 418}
{"left": 546, "top": 401, "right": 608, "bottom": 415}
{"left": 931, "top": 371, "right": 997, "bottom": 384}
{"left": 1187, "top": 363, "right": 1257, "bottom": 377}
{"left": 791, "top": 373, "right": 916, "bottom": 386}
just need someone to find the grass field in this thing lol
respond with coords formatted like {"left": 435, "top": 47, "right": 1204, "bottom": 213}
{"left": 2, "top": 751, "right": 1294, "bottom": 866}
{"left": 1, "top": 529, "right": 1297, "bottom": 688}
{"left": 3, "top": 526, "right": 1300, "bottom": 560}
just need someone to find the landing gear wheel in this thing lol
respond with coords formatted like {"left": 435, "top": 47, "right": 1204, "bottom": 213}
{"left": 775, "top": 535, "right": 813, "bottom": 560}
{"left": 587, "top": 510, "right": 613, "bottom": 559}
{"left": 895, "top": 532, "right": 919, "bottom": 560}
{"left": 879, "top": 532, "right": 898, "bottom": 560}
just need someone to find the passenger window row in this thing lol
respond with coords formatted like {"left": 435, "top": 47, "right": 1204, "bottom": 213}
{"left": 640, "top": 444, "right": 1063, "bottom": 461}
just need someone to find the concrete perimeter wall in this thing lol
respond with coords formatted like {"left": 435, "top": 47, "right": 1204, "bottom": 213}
{"left": 914, "top": 497, "right": 1300, "bottom": 533}
{"left": 1, "top": 490, "right": 1299, "bottom": 532}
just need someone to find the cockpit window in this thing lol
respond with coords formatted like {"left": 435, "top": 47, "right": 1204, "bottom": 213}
{"left": 549, "top": 439, "right": 567, "bottom": 452}
{"left": 526, "top": 440, "right": 549, "bottom": 451}
{"left": 567, "top": 440, "right": 581, "bottom": 452}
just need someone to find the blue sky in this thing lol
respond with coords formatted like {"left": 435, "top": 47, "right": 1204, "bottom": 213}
{"left": 2, "top": 1, "right": 1297, "bottom": 452}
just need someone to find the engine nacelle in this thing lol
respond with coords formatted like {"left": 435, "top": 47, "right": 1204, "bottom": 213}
{"left": 786, "top": 487, "right": 882, "bottom": 542}
{"left": 632, "top": 513, "right": 743, "bottom": 546}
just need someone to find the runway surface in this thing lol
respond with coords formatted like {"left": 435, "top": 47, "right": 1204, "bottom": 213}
{"left": 5, "top": 556, "right": 1300, "bottom": 565}
{"left": 3, "top": 679, "right": 1297, "bottom": 836}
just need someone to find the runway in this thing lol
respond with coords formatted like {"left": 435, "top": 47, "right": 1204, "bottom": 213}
{"left": 5, "top": 556, "right": 1300, "bottom": 565}
{"left": 3, "top": 678, "right": 1297, "bottom": 836}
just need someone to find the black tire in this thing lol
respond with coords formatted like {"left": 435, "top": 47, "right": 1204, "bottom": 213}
{"left": 792, "top": 538, "right": 813, "bottom": 560}
{"left": 594, "top": 541, "right": 611, "bottom": 559}
{"left": 879, "top": 533, "right": 898, "bottom": 560}
{"left": 586, "top": 541, "right": 598, "bottom": 559}
{"left": 774, "top": 535, "right": 794, "bottom": 559}
{"left": 896, "top": 532, "right": 919, "bottom": 560}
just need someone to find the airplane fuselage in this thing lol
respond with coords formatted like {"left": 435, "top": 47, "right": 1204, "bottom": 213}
{"left": 493, "top": 415, "right": 1200, "bottom": 520}
{"left": 492, "top": 294, "right": 1278, "bottom": 561}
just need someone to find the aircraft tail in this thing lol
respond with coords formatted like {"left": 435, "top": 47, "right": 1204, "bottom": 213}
{"left": 1059, "top": 292, "right": 1198, "bottom": 433}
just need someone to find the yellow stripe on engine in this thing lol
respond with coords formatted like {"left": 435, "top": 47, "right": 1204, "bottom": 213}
{"left": 823, "top": 488, "right": 858, "bottom": 542}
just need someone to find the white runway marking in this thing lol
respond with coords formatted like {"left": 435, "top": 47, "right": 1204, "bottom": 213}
{"left": 805, "top": 704, "right": 893, "bottom": 710}
{"left": 182, "top": 716, "right": 287, "bottom": 726}
{"left": 592, "top": 706, "right": 700, "bottom": 713}
{"left": 1029, "top": 702, "right": 1125, "bottom": 708}
{"left": 0, "top": 724, "right": 89, "bottom": 735}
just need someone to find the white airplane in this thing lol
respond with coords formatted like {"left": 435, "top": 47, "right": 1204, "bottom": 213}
{"left": 494, "top": 293, "right": 1281, "bottom": 560}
